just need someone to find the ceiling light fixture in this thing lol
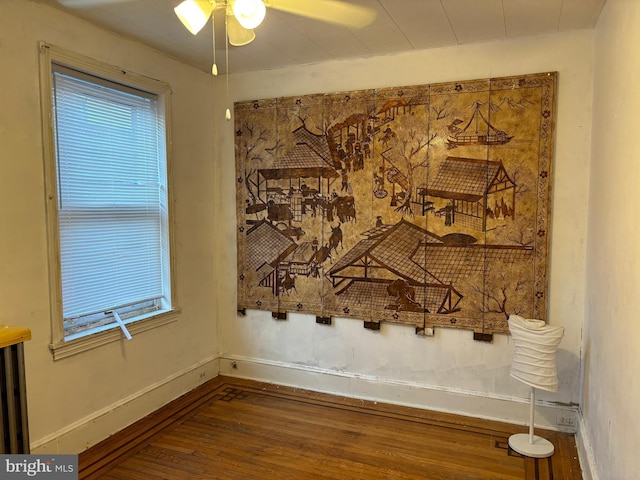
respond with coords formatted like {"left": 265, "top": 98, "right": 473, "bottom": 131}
{"left": 232, "top": 0, "right": 266, "bottom": 29}
{"left": 174, "top": 0, "right": 215, "bottom": 35}
{"left": 227, "top": 14, "right": 256, "bottom": 46}
{"left": 174, "top": 0, "right": 265, "bottom": 36}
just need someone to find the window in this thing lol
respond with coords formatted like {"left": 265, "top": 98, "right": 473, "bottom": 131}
{"left": 40, "top": 43, "right": 178, "bottom": 359}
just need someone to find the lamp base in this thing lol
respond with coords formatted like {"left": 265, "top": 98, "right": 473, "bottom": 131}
{"left": 508, "top": 433, "right": 554, "bottom": 458}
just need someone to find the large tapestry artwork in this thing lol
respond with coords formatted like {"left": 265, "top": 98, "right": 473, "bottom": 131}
{"left": 235, "top": 72, "right": 557, "bottom": 338}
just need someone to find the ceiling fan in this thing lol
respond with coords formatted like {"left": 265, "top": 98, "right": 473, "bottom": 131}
{"left": 174, "top": 0, "right": 377, "bottom": 46}
{"left": 174, "top": 0, "right": 376, "bottom": 119}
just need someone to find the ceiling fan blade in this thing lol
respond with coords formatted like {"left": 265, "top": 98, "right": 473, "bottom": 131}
{"left": 266, "top": 0, "right": 376, "bottom": 29}
{"left": 55, "top": 0, "right": 131, "bottom": 7}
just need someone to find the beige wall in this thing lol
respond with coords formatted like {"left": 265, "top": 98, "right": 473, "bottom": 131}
{"left": 584, "top": 0, "right": 640, "bottom": 478}
{"left": 215, "top": 31, "right": 593, "bottom": 425}
{"left": 0, "top": 0, "right": 218, "bottom": 452}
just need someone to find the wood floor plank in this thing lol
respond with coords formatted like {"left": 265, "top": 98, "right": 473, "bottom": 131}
{"left": 80, "top": 376, "right": 582, "bottom": 480}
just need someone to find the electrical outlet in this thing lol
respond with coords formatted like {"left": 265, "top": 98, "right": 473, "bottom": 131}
{"left": 556, "top": 412, "right": 577, "bottom": 427}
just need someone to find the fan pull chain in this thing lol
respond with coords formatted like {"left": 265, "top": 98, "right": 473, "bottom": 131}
{"left": 225, "top": 11, "right": 231, "bottom": 121}
{"left": 211, "top": 10, "right": 218, "bottom": 76}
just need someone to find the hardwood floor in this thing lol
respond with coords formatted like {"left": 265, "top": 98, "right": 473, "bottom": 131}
{"left": 80, "top": 376, "right": 582, "bottom": 480}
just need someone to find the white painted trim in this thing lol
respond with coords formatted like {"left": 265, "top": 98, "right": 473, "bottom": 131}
{"left": 576, "top": 411, "right": 599, "bottom": 480}
{"left": 30, "top": 355, "right": 220, "bottom": 454}
{"left": 219, "top": 354, "right": 578, "bottom": 433}
{"left": 49, "top": 309, "right": 181, "bottom": 360}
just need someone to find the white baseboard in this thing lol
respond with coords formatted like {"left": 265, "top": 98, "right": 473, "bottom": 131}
{"left": 31, "top": 353, "right": 577, "bottom": 456}
{"left": 576, "top": 411, "right": 598, "bottom": 480}
{"left": 219, "top": 354, "right": 578, "bottom": 434}
{"left": 31, "top": 356, "right": 220, "bottom": 454}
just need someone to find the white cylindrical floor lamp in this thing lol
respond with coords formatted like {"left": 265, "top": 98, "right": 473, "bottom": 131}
{"left": 508, "top": 314, "right": 564, "bottom": 458}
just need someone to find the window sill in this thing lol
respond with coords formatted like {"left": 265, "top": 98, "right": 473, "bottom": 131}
{"left": 49, "top": 307, "right": 181, "bottom": 361}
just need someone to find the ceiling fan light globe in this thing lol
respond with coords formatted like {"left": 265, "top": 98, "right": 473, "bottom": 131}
{"left": 227, "top": 15, "right": 256, "bottom": 46}
{"left": 174, "top": 0, "right": 214, "bottom": 35}
{"left": 232, "top": 0, "right": 266, "bottom": 29}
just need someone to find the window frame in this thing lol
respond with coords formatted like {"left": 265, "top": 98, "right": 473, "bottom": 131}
{"left": 39, "top": 42, "right": 180, "bottom": 360}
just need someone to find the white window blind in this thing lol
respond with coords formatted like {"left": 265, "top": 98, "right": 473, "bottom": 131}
{"left": 51, "top": 64, "right": 171, "bottom": 338}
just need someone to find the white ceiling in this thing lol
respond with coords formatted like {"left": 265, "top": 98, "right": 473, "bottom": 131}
{"left": 36, "top": 0, "right": 606, "bottom": 75}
